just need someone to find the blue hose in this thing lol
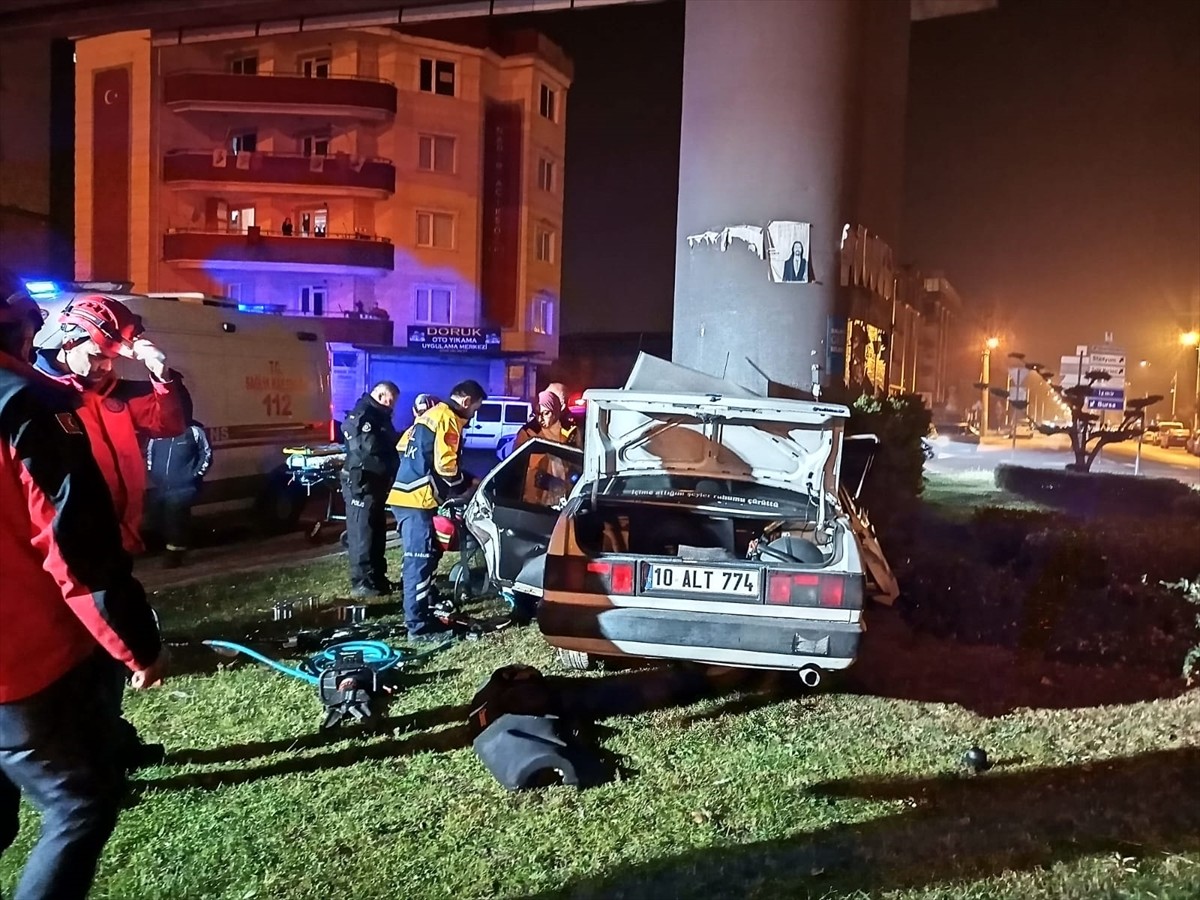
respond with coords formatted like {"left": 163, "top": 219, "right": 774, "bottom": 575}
{"left": 203, "top": 638, "right": 452, "bottom": 685}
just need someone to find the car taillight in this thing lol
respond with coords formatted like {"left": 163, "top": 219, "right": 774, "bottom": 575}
{"left": 766, "top": 572, "right": 851, "bottom": 608}
{"left": 587, "top": 560, "right": 635, "bottom": 595}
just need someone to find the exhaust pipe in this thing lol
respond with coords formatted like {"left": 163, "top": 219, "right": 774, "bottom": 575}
{"left": 798, "top": 667, "right": 822, "bottom": 689}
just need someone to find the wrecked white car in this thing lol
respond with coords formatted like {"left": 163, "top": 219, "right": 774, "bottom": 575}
{"left": 464, "top": 358, "right": 887, "bottom": 680}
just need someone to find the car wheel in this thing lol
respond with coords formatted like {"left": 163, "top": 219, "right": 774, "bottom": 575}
{"left": 555, "top": 648, "right": 594, "bottom": 670}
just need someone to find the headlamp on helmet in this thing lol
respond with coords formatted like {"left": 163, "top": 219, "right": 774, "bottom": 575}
{"left": 58, "top": 295, "right": 144, "bottom": 358}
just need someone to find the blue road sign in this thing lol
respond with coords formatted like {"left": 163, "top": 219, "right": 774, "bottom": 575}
{"left": 1092, "top": 387, "right": 1124, "bottom": 399}
{"left": 1088, "top": 398, "right": 1125, "bottom": 411}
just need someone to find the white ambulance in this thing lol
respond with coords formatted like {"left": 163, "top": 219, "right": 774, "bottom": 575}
{"left": 33, "top": 286, "right": 332, "bottom": 529}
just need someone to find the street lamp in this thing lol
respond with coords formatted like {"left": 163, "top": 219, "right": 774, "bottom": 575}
{"left": 1182, "top": 330, "right": 1200, "bottom": 434}
{"left": 980, "top": 336, "right": 999, "bottom": 435}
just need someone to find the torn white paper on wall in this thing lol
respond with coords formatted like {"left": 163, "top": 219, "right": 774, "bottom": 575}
{"left": 766, "top": 221, "right": 813, "bottom": 283}
{"left": 685, "top": 225, "right": 765, "bottom": 259}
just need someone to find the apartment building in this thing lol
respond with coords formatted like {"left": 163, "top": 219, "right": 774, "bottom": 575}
{"left": 73, "top": 25, "right": 571, "bottom": 393}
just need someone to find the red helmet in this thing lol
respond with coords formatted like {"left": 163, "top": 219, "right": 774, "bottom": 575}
{"left": 0, "top": 268, "right": 43, "bottom": 330}
{"left": 58, "top": 294, "right": 143, "bottom": 357}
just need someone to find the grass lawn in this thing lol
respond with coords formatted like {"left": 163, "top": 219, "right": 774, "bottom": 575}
{"left": 919, "top": 470, "right": 1049, "bottom": 519}
{"left": 3, "top": 487, "right": 1199, "bottom": 899}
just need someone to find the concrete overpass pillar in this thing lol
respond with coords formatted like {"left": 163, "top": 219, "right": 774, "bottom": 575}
{"left": 672, "top": 0, "right": 910, "bottom": 393}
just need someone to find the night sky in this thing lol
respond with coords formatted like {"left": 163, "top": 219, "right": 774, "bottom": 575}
{"left": 527, "top": 0, "right": 1199, "bottom": 401}
{"left": 904, "top": 0, "right": 1200, "bottom": 398}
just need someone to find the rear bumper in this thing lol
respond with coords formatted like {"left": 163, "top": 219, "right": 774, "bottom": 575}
{"left": 538, "top": 603, "right": 862, "bottom": 671}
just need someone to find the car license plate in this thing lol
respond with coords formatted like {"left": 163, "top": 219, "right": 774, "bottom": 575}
{"left": 642, "top": 563, "right": 760, "bottom": 599}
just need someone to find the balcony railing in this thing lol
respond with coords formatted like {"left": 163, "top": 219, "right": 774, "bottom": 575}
{"left": 163, "top": 149, "right": 396, "bottom": 197}
{"left": 163, "top": 70, "right": 397, "bottom": 120}
{"left": 163, "top": 228, "right": 394, "bottom": 272}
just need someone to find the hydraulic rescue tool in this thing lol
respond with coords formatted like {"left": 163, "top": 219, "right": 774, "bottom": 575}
{"left": 204, "top": 638, "right": 451, "bottom": 729}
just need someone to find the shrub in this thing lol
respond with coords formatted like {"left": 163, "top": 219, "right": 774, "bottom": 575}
{"left": 994, "top": 463, "right": 1197, "bottom": 517}
{"left": 892, "top": 502, "right": 1200, "bottom": 673}
{"left": 836, "top": 392, "right": 931, "bottom": 522}
{"left": 1169, "top": 578, "right": 1200, "bottom": 682}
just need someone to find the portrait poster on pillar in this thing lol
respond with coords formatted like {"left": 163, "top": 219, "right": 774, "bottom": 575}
{"left": 92, "top": 67, "right": 132, "bottom": 282}
{"left": 766, "top": 221, "right": 814, "bottom": 283}
{"left": 481, "top": 100, "right": 523, "bottom": 329}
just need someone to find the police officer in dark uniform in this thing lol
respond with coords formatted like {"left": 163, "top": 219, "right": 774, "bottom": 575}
{"left": 341, "top": 380, "right": 400, "bottom": 598}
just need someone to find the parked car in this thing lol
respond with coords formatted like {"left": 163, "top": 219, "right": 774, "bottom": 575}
{"left": 462, "top": 396, "right": 532, "bottom": 450}
{"left": 1155, "top": 421, "right": 1191, "bottom": 449}
{"left": 1185, "top": 433, "right": 1200, "bottom": 457}
{"left": 464, "top": 385, "right": 876, "bottom": 681}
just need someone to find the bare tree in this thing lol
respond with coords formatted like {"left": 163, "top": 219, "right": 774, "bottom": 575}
{"left": 1035, "top": 370, "right": 1163, "bottom": 471}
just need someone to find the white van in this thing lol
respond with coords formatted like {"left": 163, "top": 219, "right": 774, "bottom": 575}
{"left": 34, "top": 288, "right": 331, "bottom": 529}
{"left": 463, "top": 396, "right": 532, "bottom": 450}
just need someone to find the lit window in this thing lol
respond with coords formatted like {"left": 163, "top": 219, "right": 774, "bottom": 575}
{"left": 301, "top": 133, "right": 331, "bottom": 157}
{"left": 419, "top": 58, "right": 456, "bottom": 97}
{"left": 299, "top": 208, "right": 328, "bottom": 236}
{"left": 535, "top": 226, "right": 555, "bottom": 264}
{"left": 537, "top": 157, "right": 556, "bottom": 192}
{"left": 416, "top": 211, "right": 454, "bottom": 249}
{"left": 539, "top": 83, "right": 557, "bottom": 121}
{"left": 228, "top": 206, "right": 255, "bottom": 232}
{"left": 229, "top": 55, "right": 257, "bottom": 75}
{"left": 299, "top": 286, "right": 327, "bottom": 316}
{"left": 299, "top": 55, "right": 331, "bottom": 79}
{"left": 531, "top": 294, "right": 555, "bottom": 335}
{"left": 418, "top": 134, "right": 456, "bottom": 173}
{"left": 415, "top": 285, "right": 453, "bottom": 324}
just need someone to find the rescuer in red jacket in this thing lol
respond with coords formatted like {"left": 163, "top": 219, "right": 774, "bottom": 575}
{"left": 0, "top": 269, "right": 167, "bottom": 900}
{"left": 33, "top": 294, "right": 185, "bottom": 554}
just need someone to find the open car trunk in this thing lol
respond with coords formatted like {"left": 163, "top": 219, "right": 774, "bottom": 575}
{"left": 578, "top": 389, "right": 850, "bottom": 505}
{"left": 570, "top": 476, "right": 841, "bottom": 565}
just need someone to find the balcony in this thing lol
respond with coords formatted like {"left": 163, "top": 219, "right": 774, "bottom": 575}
{"left": 163, "top": 150, "right": 396, "bottom": 198}
{"left": 163, "top": 71, "right": 397, "bottom": 121}
{"left": 163, "top": 229, "right": 394, "bottom": 274}
{"left": 321, "top": 315, "right": 394, "bottom": 346}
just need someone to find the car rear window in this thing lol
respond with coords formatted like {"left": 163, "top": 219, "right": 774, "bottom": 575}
{"left": 596, "top": 474, "right": 818, "bottom": 519}
{"left": 503, "top": 404, "right": 529, "bottom": 424}
{"left": 475, "top": 404, "right": 502, "bottom": 423}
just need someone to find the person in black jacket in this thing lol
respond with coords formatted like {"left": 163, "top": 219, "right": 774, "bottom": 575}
{"left": 146, "top": 387, "right": 212, "bottom": 568}
{"left": 0, "top": 267, "right": 166, "bottom": 900}
{"left": 341, "top": 380, "right": 401, "bottom": 598}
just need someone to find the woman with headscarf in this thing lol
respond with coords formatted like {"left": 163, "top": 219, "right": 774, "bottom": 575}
{"left": 514, "top": 389, "right": 567, "bottom": 450}
{"left": 514, "top": 390, "right": 573, "bottom": 506}
{"left": 515, "top": 385, "right": 580, "bottom": 449}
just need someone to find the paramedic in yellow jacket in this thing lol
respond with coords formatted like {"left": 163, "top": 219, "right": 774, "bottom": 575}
{"left": 387, "top": 380, "right": 487, "bottom": 639}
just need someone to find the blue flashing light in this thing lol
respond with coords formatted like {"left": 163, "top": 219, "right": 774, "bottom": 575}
{"left": 24, "top": 280, "right": 59, "bottom": 299}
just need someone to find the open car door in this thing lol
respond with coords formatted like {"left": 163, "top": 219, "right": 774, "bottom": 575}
{"left": 836, "top": 434, "right": 899, "bottom": 606}
{"left": 464, "top": 438, "right": 585, "bottom": 597}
